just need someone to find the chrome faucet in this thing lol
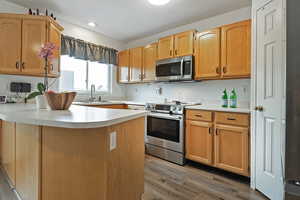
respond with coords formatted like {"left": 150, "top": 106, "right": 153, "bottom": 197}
{"left": 89, "top": 84, "right": 96, "bottom": 102}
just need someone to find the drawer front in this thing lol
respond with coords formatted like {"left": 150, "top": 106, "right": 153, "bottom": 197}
{"left": 186, "top": 110, "right": 213, "bottom": 122}
{"left": 215, "top": 112, "right": 249, "bottom": 126}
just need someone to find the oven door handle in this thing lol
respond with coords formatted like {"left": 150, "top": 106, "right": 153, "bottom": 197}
{"left": 148, "top": 113, "right": 182, "bottom": 121}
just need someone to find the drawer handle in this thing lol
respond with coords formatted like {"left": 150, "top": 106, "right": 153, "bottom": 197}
{"left": 195, "top": 114, "right": 202, "bottom": 118}
{"left": 227, "top": 118, "right": 236, "bottom": 121}
{"left": 209, "top": 127, "right": 213, "bottom": 134}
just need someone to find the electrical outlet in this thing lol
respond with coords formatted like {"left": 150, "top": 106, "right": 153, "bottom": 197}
{"left": 110, "top": 131, "right": 117, "bottom": 151}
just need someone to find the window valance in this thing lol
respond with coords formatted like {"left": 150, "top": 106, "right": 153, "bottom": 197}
{"left": 61, "top": 35, "right": 118, "bottom": 65}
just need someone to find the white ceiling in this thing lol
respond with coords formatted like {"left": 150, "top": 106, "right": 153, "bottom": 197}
{"left": 7, "top": 0, "right": 251, "bottom": 42}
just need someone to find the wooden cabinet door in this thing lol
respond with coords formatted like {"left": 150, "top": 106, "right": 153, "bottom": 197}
{"left": 186, "top": 120, "right": 213, "bottom": 165}
{"left": 195, "top": 28, "right": 221, "bottom": 80}
{"left": 221, "top": 20, "right": 251, "bottom": 78}
{"left": 118, "top": 50, "right": 130, "bottom": 83}
{"left": 174, "top": 31, "right": 194, "bottom": 57}
{"left": 21, "top": 19, "right": 47, "bottom": 76}
{"left": 143, "top": 43, "right": 157, "bottom": 82}
{"left": 158, "top": 35, "right": 174, "bottom": 60}
{"left": 0, "top": 17, "right": 22, "bottom": 74}
{"left": 214, "top": 124, "right": 249, "bottom": 176}
{"left": 16, "top": 124, "right": 41, "bottom": 200}
{"left": 0, "top": 121, "right": 16, "bottom": 186}
{"left": 129, "top": 47, "right": 143, "bottom": 82}
{"left": 48, "top": 22, "right": 61, "bottom": 77}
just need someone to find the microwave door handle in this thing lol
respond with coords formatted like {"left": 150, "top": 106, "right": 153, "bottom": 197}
{"left": 180, "top": 58, "right": 184, "bottom": 77}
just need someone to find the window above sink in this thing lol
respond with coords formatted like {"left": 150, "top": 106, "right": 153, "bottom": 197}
{"left": 59, "top": 55, "right": 111, "bottom": 94}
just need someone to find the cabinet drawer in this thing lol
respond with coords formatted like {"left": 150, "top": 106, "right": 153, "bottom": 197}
{"left": 186, "top": 110, "right": 213, "bottom": 122}
{"left": 215, "top": 112, "right": 249, "bottom": 126}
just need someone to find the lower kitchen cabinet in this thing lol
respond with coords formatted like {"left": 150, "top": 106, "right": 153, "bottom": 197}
{"left": 214, "top": 124, "right": 249, "bottom": 176}
{"left": 15, "top": 124, "right": 41, "bottom": 200}
{"left": 0, "top": 121, "right": 16, "bottom": 186}
{"left": 185, "top": 110, "right": 250, "bottom": 176}
{"left": 185, "top": 120, "right": 213, "bottom": 165}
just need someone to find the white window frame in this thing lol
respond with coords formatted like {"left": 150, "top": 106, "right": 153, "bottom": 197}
{"left": 60, "top": 56, "right": 112, "bottom": 95}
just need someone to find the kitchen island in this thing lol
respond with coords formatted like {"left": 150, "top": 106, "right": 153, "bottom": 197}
{"left": 0, "top": 104, "right": 146, "bottom": 200}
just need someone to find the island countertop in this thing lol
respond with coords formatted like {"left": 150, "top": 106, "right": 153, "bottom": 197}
{"left": 0, "top": 103, "right": 147, "bottom": 129}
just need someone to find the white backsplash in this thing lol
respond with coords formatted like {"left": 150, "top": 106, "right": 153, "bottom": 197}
{"left": 125, "top": 79, "right": 251, "bottom": 108}
{"left": 0, "top": 74, "right": 59, "bottom": 102}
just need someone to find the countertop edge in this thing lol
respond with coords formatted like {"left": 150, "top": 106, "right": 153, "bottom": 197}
{"left": 185, "top": 105, "right": 250, "bottom": 114}
{"left": 0, "top": 112, "right": 147, "bottom": 129}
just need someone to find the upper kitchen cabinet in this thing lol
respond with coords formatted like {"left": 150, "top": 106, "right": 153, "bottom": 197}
{"left": 143, "top": 43, "right": 157, "bottom": 82}
{"left": 118, "top": 50, "right": 130, "bottom": 83}
{"left": 129, "top": 47, "right": 143, "bottom": 82}
{"left": 0, "top": 14, "right": 63, "bottom": 77}
{"left": 221, "top": 20, "right": 251, "bottom": 78}
{"left": 0, "top": 17, "right": 22, "bottom": 75}
{"left": 21, "top": 18, "right": 47, "bottom": 76}
{"left": 157, "top": 30, "right": 195, "bottom": 60}
{"left": 174, "top": 30, "right": 195, "bottom": 57}
{"left": 195, "top": 28, "right": 221, "bottom": 80}
{"left": 48, "top": 22, "right": 63, "bottom": 77}
{"left": 157, "top": 35, "right": 174, "bottom": 60}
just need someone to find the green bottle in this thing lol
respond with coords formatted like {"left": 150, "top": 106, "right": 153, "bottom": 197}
{"left": 230, "top": 89, "right": 237, "bottom": 108}
{"left": 222, "top": 89, "right": 228, "bottom": 108}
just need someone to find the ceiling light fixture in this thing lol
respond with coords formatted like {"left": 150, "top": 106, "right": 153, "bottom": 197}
{"left": 88, "top": 22, "right": 96, "bottom": 27}
{"left": 148, "top": 0, "right": 170, "bottom": 6}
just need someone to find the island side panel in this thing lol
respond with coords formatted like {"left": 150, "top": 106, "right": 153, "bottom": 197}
{"left": 106, "top": 117, "right": 145, "bottom": 200}
{"left": 41, "top": 126, "right": 109, "bottom": 200}
{"left": 15, "top": 124, "right": 41, "bottom": 200}
{"left": 0, "top": 121, "right": 16, "bottom": 187}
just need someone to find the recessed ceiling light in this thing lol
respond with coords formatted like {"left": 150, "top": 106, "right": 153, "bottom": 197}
{"left": 88, "top": 22, "right": 96, "bottom": 27}
{"left": 148, "top": 0, "right": 170, "bottom": 6}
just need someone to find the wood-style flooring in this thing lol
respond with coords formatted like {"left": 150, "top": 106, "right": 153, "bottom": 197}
{"left": 143, "top": 155, "right": 267, "bottom": 200}
{"left": 0, "top": 155, "right": 267, "bottom": 200}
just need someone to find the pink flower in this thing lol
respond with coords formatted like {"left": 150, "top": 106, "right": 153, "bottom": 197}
{"left": 38, "top": 42, "right": 58, "bottom": 60}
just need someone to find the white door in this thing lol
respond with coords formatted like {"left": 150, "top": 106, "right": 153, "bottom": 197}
{"left": 255, "top": 0, "right": 284, "bottom": 199}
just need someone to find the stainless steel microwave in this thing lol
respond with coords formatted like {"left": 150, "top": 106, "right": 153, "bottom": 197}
{"left": 155, "top": 55, "right": 194, "bottom": 82}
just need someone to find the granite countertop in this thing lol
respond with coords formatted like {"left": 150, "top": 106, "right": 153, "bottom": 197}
{"left": 0, "top": 104, "right": 147, "bottom": 129}
{"left": 185, "top": 104, "right": 250, "bottom": 113}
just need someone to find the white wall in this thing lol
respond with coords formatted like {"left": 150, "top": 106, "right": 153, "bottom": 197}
{"left": 0, "top": 0, "right": 126, "bottom": 100}
{"left": 124, "top": 6, "right": 251, "bottom": 48}
{"left": 59, "top": 20, "right": 124, "bottom": 51}
{"left": 125, "top": 7, "right": 252, "bottom": 107}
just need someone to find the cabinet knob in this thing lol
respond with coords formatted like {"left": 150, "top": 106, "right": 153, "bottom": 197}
{"left": 216, "top": 67, "right": 220, "bottom": 74}
{"left": 16, "top": 61, "right": 20, "bottom": 69}
{"left": 222, "top": 66, "right": 227, "bottom": 74}
{"left": 254, "top": 106, "right": 264, "bottom": 112}
{"left": 170, "top": 50, "right": 172, "bottom": 56}
{"left": 21, "top": 62, "right": 25, "bottom": 69}
{"left": 215, "top": 128, "right": 219, "bottom": 135}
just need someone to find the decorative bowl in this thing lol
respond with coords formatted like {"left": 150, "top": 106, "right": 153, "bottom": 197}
{"left": 45, "top": 92, "right": 77, "bottom": 110}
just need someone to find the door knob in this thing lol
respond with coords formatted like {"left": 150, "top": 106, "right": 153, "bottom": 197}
{"left": 254, "top": 106, "right": 264, "bottom": 112}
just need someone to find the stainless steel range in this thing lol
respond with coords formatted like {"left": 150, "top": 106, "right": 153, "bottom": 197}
{"left": 145, "top": 101, "right": 200, "bottom": 165}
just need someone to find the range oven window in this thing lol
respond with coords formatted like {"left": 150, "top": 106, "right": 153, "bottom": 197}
{"left": 147, "top": 116, "right": 180, "bottom": 143}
